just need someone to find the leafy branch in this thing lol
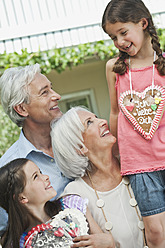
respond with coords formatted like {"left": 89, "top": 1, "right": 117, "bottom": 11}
{"left": 0, "top": 41, "right": 117, "bottom": 75}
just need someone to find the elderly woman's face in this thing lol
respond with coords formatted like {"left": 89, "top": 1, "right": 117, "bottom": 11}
{"left": 78, "top": 111, "right": 116, "bottom": 154}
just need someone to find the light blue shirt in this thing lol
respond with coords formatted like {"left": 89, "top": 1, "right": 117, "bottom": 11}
{"left": 0, "top": 130, "right": 71, "bottom": 236}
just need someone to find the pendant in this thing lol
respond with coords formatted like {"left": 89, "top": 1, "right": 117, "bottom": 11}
{"left": 119, "top": 85, "right": 165, "bottom": 140}
{"left": 96, "top": 199, "right": 105, "bottom": 208}
{"left": 144, "top": 246, "right": 149, "bottom": 248}
{"left": 138, "top": 220, "right": 144, "bottom": 230}
{"left": 129, "top": 198, "right": 137, "bottom": 207}
{"left": 105, "top": 221, "right": 113, "bottom": 231}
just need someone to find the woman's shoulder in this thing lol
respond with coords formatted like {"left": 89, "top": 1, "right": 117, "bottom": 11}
{"left": 64, "top": 178, "right": 84, "bottom": 192}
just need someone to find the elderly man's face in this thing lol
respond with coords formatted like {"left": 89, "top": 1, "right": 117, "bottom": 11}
{"left": 23, "top": 73, "right": 62, "bottom": 125}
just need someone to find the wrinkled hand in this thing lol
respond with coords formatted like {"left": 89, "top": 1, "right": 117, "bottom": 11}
{"left": 71, "top": 233, "right": 115, "bottom": 248}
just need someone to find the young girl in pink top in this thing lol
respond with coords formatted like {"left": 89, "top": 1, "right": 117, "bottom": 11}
{"left": 102, "top": 0, "right": 165, "bottom": 247}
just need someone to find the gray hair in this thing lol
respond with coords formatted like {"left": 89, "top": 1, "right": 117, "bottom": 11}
{"left": 0, "top": 64, "right": 41, "bottom": 127}
{"left": 51, "top": 106, "right": 91, "bottom": 179}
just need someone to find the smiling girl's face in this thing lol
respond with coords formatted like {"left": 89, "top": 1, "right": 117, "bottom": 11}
{"left": 19, "top": 160, "right": 57, "bottom": 207}
{"left": 105, "top": 20, "right": 148, "bottom": 57}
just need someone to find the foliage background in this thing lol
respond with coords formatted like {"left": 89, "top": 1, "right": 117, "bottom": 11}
{"left": 0, "top": 105, "right": 21, "bottom": 157}
{"left": 0, "top": 29, "right": 165, "bottom": 157}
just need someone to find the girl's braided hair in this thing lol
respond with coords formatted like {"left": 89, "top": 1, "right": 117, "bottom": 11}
{"left": 102, "top": 0, "right": 165, "bottom": 75}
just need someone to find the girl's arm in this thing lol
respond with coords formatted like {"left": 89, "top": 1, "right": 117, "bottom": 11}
{"left": 106, "top": 58, "right": 119, "bottom": 156}
{"left": 71, "top": 208, "right": 115, "bottom": 248}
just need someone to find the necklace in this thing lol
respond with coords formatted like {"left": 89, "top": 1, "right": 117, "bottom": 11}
{"left": 128, "top": 52, "right": 156, "bottom": 99}
{"left": 87, "top": 171, "right": 148, "bottom": 248}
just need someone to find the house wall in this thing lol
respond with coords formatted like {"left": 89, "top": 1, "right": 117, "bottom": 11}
{"left": 0, "top": 0, "right": 164, "bottom": 54}
{"left": 47, "top": 59, "right": 110, "bottom": 122}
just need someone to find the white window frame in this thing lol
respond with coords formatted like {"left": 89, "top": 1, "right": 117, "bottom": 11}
{"left": 59, "top": 89, "right": 99, "bottom": 115}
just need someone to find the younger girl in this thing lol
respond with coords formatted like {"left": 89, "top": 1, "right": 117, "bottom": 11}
{"left": 102, "top": 0, "right": 165, "bottom": 248}
{"left": 0, "top": 158, "right": 114, "bottom": 248}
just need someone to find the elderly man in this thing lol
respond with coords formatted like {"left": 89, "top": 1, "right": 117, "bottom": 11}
{"left": 0, "top": 64, "right": 70, "bottom": 236}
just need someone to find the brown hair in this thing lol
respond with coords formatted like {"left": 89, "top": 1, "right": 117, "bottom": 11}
{"left": 0, "top": 158, "right": 61, "bottom": 248}
{"left": 102, "top": 0, "right": 165, "bottom": 75}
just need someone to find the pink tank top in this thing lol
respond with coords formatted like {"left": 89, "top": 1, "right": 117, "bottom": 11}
{"left": 116, "top": 65, "right": 165, "bottom": 175}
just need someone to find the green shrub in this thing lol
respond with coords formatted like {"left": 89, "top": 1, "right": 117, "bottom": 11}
{"left": 157, "top": 28, "right": 165, "bottom": 51}
{"left": 0, "top": 105, "right": 20, "bottom": 157}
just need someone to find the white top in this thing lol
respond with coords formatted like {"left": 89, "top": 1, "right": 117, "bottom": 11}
{"left": 64, "top": 178, "right": 144, "bottom": 248}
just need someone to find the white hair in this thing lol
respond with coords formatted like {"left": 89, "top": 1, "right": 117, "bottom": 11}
{"left": 51, "top": 106, "right": 91, "bottom": 179}
{"left": 0, "top": 64, "right": 40, "bottom": 127}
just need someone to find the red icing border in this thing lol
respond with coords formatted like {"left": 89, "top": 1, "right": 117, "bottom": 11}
{"left": 119, "top": 85, "right": 165, "bottom": 140}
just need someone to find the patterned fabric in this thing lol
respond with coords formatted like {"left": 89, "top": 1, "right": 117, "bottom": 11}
{"left": 20, "top": 232, "right": 27, "bottom": 248}
{"left": 60, "top": 194, "right": 88, "bottom": 215}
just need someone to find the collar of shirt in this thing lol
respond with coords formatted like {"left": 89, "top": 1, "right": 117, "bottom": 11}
{"left": 18, "top": 130, "right": 53, "bottom": 158}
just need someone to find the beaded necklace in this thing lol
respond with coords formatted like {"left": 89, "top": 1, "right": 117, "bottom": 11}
{"left": 87, "top": 171, "right": 148, "bottom": 248}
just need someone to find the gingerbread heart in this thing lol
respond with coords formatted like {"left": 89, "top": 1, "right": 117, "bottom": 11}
{"left": 126, "top": 103, "right": 134, "bottom": 112}
{"left": 119, "top": 85, "right": 165, "bottom": 140}
{"left": 54, "top": 227, "right": 64, "bottom": 237}
{"left": 68, "top": 227, "right": 80, "bottom": 237}
{"left": 24, "top": 208, "right": 89, "bottom": 247}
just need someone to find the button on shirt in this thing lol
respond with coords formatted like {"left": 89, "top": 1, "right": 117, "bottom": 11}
{"left": 0, "top": 130, "right": 71, "bottom": 235}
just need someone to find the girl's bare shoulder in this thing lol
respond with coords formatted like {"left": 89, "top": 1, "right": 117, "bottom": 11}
{"left": 106, "top": 57, "right": 118, "bottom": 71}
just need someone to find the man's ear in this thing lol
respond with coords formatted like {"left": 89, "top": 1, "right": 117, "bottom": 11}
{"left": 14, "top": 104, "right": 29, "bottom": 117}
{"left": 141, "top": 18, "right": 148, "bottom": 30}
{"left": 80, "top": 146, "right": 88, "bottom": 155}
{"left": 18, "top": 194, "right": 28, "bottom": 204}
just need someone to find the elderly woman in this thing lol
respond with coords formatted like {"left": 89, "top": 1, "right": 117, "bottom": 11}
{"left": 51, "top": 107, "right": 146, "bottom": 248}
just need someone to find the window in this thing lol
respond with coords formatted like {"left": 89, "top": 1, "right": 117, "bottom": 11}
{"left": 59, "top": 89, "right": 98, "bottom": 115}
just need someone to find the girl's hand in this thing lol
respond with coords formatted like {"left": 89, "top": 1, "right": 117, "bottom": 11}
{"left": 71, "top": 233, "right": 115, "bottom": 248}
